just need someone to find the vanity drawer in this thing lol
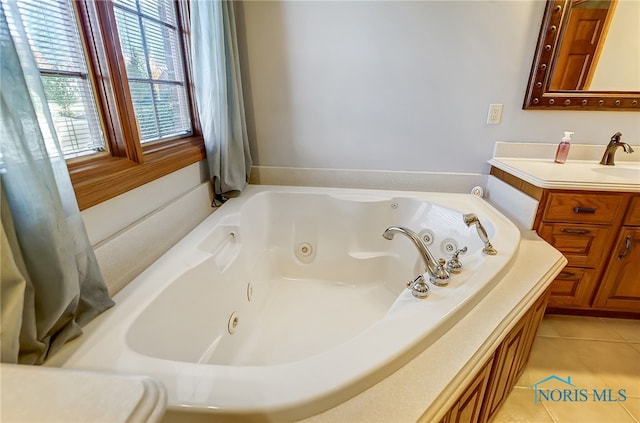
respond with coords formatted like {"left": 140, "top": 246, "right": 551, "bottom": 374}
{"left": 547, "top": 267, "right": 597, "bottom": 308}
{"left": 542, "top": 192, "right": 625, "bottom": 225}
{"left": 537, "top": 223, "right": 613, "bottom": 268}
{"left": 624, "top": 197, "right": 640, "bottom": 226}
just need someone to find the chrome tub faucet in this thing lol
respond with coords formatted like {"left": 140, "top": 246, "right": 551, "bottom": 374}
{"left": 600, "top": 132, "right": 635, "bottom": 166}
{"left": 383, "top": 226, "right": 450, "bottom": 287}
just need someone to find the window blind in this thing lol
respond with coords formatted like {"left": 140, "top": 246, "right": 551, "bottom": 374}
{"left": 9, "top": 0, "right": 106, "bottom": 159}
{"left": 113, "top": 0, "right": 191, "bottom": 143}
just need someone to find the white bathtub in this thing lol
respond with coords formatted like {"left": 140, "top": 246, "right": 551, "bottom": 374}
{"left": 57, "top": 185, "right": 521, "bottom": 421}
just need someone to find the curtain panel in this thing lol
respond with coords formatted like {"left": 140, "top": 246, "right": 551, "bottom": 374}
{"left": 0, "top": 1, "right": 113, "bottom": 364}
{"left": 191, "top": 0, "right": 252, "bottom": 205}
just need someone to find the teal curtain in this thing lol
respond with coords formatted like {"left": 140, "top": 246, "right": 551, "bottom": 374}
{"left": 191, "top": 0, "right": 252, "bottom": 205}
{"left": 0, "top": 2, "right": 113, "bottom": 364}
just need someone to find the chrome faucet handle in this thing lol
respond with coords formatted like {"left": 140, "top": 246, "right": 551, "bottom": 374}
{"left": 430, "top": 259, "right": 450, "bottom": 286}
{"left": 446, "top": 246, "right": 467, "bottom": 274}
{"left": 407, "top": 274, "right": 430, "bottom": 299}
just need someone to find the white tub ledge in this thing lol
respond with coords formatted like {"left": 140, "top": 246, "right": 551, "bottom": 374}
{"left": 1, "top": 363, "right": 167, "bottom": 423}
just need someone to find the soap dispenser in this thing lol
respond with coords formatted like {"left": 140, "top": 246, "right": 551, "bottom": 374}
{"left": 554, "top": 131, "right": 574, "bottom": 164}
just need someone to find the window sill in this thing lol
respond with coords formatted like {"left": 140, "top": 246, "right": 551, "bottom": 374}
{"left": 69, "top": 136, "right": 206, "bottom": 210}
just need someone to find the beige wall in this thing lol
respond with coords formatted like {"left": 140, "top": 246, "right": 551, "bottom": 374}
{"left": 236, "top": 0, "right": 639, "bottom": 174}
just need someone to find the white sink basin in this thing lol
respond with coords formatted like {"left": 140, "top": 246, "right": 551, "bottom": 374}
{"left": 591, "top": 165, "right": 640, "bottom": 180}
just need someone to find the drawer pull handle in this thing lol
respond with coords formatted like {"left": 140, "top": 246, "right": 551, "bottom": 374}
{"left": 573, "top": 207, "right": 596, "bottom": 214}
{"left": 558, "top": 271, "right": 576, "bottom": 278}
{"left": 618, "top": 236, "right": 632, "bottom": 260}
{"left": 560, "top": 228, "right": 591, "bottom": 235}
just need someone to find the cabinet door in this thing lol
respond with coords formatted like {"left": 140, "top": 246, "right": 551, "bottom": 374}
{"left": 540, "top": 192, "right": 625, "bottom": 225}
{"left": 547, "top": 267, "right": 596, "bottom": 308}
{"left": 593, "top": 228, "right": 640, "bottom": 312}
{"left": 516, "top": 292, "right": 549, "bottom": 380}
{"left": 448, "top": 359, "right": 493, "bottom": 423}
{"left": 479, "top": 316, "right": 529, "bottom": 423}
{"left": 537, "top": 223, "right": 613, "bottom": 268}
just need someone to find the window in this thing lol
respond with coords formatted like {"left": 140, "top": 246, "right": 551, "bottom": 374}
{"left": 4, "top": 0, "right": 204, "bottom": 209}
{"left": 111, "top": 0, "right": 191, "bottom": 143}
{"left": 10, "top": 0, "right": 106, "bottom": 158}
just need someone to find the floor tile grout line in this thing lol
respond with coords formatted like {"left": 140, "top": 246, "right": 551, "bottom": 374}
{"left": 596, "top": 317, "right": 640, "bottom": 345}
{"left": 620, "top": 401, "right": 640, "bottom": 423}
{"left": 537, "top": 334, "right": 637, "bottom": 344}
{"left": 540, "top": 316, "right": 640, "bottom": 344}
{"left": 598, "top": 317, "right": 640, "bottom": 343}
{"left": 513, "top": 317, "right": 640, "bottom": 422}
{"left": 538, "top": 395, "right": 638, "bottom": 423}
{"left": 540, "top": 399, "right": 559, "bottom": 423}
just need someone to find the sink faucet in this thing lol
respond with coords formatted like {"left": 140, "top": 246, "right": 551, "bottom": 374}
{"left": 599, "top": 132, "right": 635, "bottom": 166}
{"left": 382, "top": 226, "right": 450, "bottom": 285}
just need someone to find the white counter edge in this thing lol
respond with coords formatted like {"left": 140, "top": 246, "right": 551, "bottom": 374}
{"left": 488, "top": 158, "right": 640, "bottom": 192}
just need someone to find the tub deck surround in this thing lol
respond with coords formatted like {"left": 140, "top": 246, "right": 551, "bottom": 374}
{"left": 45, "top": 184, "right": 533, "bottom": 421}
{"left": 300, "top": 232, "right": 565, "bottom": 423}
{"left": 488, "top": 142, "right": 640, "bottom": 192}
{"left": 249, "top": 165, "right": 488, "bottom": 195}
{"left": 1, "top": 364, "right": 167, "bottom": 423}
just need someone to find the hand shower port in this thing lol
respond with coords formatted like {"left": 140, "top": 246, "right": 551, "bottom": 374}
{"left": 463, "top": 213, "right": 497, "bottom": 255}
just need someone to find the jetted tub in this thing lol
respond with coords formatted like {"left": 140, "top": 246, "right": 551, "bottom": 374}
{"left": 57, "top": 185, "right": 521, "bottom": 422}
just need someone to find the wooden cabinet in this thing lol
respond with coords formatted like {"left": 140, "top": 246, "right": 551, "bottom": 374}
{"left": 492, "top": 164, "right": 640, "bottom": 315}
{"left": 479, "top": 315, "right": 529, "bottom": 423}
{"left": 539, "top": 192, "right": 626, "bottom": 225}
{"left": 444, "top": 359, "right": 494, "bottom": 423}
{"left": 544, "top": 267, "right": 596, "bottom": 308}
{"left": 534, "top": 191, "right": 627, "bottom": 311}
{"left": 516, "top": 292, "right": 548, "bottom": 378}
{"left": 624, "top": 197, "right": 640, "bottom": 225}
{"left": 592, "top": 198, "right": 640, "bottom": 312}
{"left": 479, "top": 292, "right": 549, "bottom": 423}
{"left": 537, "top": 223, "right": 612, "bottom": 268}
{"left": 435, "top": 292, "right": 550, "bottom": 423}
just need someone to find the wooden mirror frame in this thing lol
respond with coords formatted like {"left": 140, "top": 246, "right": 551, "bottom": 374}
{"left": 523, "top": 0, "right": 640, "bottom": 111}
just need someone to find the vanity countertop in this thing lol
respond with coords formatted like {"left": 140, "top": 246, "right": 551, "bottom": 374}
{"left": 488, "top": 142, "right": 640, "bottom": 192}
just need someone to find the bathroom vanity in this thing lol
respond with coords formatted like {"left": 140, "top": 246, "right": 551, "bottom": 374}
{"left": 489, "top": 142, "right": 640, "bottom": 316}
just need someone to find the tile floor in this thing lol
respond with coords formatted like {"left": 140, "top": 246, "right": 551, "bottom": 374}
{"left": 493, "top": 315, "right": 640, "bottom": 423}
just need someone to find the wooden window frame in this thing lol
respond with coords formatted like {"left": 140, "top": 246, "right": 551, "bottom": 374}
{"left": 67, "top": 0, "right": 205, "bottom": 210}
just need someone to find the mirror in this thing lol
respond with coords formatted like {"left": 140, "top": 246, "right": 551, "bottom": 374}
{"left": 523, "top": 0, "right": 640, "bottom": 110}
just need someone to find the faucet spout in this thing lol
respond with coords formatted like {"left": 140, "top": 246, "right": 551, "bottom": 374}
{"left": 599, "top": 132, "right": 635, "bottom": 166}
{"left": 383, "top": 226, "right": 450, "bottom": 285}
